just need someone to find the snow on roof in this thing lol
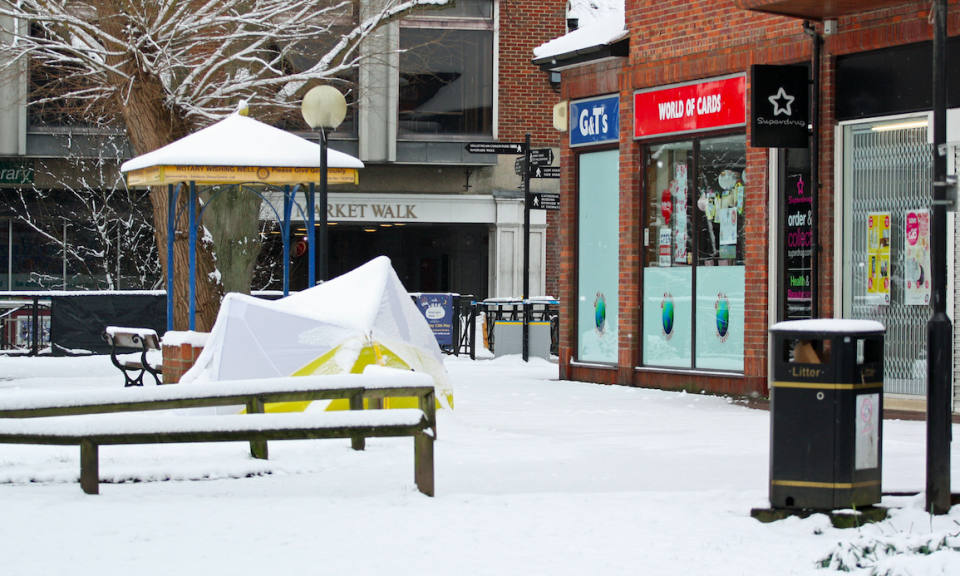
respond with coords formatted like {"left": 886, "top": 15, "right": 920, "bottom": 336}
{"left": 533, "top": 0, "right": 626, "bottom": 61}
{"left": 120, "top": 112, "right": 364, "bottom": 173}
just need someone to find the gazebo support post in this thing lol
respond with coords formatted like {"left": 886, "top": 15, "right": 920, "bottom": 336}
{"left": 166, "top": 184, "right": 175, "bottom": 332}
{"left": 282, "top": 185, "right": 292, "bottom": 297}
{"left": 188, "top": 180, "right": 197, "bottom": 331}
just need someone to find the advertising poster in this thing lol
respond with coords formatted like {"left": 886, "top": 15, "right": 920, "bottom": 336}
{"left": 673, "top": 164, "right": 689, "bottom": 264}
{"left": 855, "top": 393, "right": 880, "bottom": 470}
{"left": 643, "top": 268, "right": 692, "bottom": 368}
{"left": 695, "top": 266, "right": 745, "bottom": 371}
{"left": 784, "top": 172, "right": 812, "bottom": 319}
{"left": 904, "top": 209, "right": 931, "bottom": 305}
{"left": 417, "top": 293, "right": 454, "bottom": 347}
{"left": 659, "top": 227, "right": 672, "bottom": 267}
{"left": 578, "top": 149, "right": 620, "bottom": 363}
{"left": 866, "top": 212, "right": 891, "bottom": 305}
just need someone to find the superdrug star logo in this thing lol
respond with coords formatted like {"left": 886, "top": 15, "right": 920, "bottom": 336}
{"left": 768, "top": 87, "right": 795, "bottom": 116}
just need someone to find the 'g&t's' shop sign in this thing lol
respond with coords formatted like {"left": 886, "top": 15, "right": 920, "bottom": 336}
{"left": 634, "top": 74, "right": 746, "bottom": 139}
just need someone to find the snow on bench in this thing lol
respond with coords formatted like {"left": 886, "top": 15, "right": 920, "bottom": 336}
{"left": 103, "top": 326, "right": 162, "bottom": 387}
{"left": 0, "top": 371, "right": 438, "bottom": 455}
{"left": 0, "top": 409, "right": 434, "bottom": 496}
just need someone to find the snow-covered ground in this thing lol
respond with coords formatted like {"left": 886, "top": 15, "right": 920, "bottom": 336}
{"left": 0, "top": 354, "right": 959, "bottom": 575}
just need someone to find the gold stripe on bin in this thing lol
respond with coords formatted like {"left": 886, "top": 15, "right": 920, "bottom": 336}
{"left": 771, "top": 381, "right": 883, "bottom": 390}
{"left": 772, "top": 479, "right": 881, "bottom": 489}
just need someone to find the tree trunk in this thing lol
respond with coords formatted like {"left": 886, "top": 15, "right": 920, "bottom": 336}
{"left": 201, "top": 186, "right": 263, "bottom": 295}
{"left": 119, "top": 77, "right": 223, "bottom": 332}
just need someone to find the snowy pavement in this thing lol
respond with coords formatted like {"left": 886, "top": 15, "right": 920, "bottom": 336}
{"left": 0, "top": 354, "right": 958, "bottom": 575}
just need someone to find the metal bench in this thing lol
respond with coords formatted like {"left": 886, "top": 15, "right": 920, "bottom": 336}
{"left": 103, "top": 327, "right": 163, "bottom": 387}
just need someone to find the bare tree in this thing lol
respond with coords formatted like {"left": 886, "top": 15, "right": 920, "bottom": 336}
{"left": 0, "top": 0, "right": 448, "bottom": 330}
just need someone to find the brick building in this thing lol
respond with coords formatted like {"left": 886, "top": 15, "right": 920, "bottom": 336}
{"left": 549, "top": 0, "right": 960, "bottom": 406}
{"left": 0, "top": 0, "right": 566, "bottom": 304}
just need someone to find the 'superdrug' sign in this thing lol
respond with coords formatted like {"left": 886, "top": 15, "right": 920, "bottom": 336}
{"left": 570, "top": 95, "right": 620, "bottom": 147}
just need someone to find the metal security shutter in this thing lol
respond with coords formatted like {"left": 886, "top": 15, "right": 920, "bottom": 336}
{"left": 849, "top": 125, "right": 932, "bottom": 396}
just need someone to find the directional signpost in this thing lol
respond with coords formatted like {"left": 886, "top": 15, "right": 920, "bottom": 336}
{"left": 464, "top": 142, "right": 526, "bottom": 155}
{"left": 531, "top": 192, "right": 560, "bottom": 211}
{"left": 530, "top": 148, "right": 554, "bottom": 166}
{"left": 529, "top": 166, "right": 560, "bottom": 179}
{"left": 465, "top": 137, "right": 559, "bottom": 361}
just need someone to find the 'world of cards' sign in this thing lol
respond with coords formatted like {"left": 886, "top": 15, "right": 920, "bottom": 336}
{"left": 570, "top": 95, "right": 620, "bottom": 147}
{"left": 634, "top": 74, "right": 746, "bottom": 139}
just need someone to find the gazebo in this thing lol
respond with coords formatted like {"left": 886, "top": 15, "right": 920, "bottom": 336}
{"left": 120, "top": 110, "right": 364, "bottom": 331}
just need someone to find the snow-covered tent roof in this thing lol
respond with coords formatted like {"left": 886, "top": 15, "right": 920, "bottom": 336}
{"left": 532, "top": 0, "right": 627, "bottom": 65}
{"left": 120, "top": 111, "right": 363, "bottom": 187}
{"left": 182, "top": 256, "right": 454, "bottom": 409}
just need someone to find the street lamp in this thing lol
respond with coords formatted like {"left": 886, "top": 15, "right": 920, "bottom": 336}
{"left": 301, "top": 85, "right": 347, "bottom": 283}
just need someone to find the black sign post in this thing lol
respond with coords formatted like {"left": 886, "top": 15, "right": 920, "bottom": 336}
{"left": 521, "top": 134, "right": 532, "bottom": 362}
{"left": 466, "top": 138, "right": 558, "bottom": 362}
{"left": 751, "top": 65, "right": 810, "bottom": 149}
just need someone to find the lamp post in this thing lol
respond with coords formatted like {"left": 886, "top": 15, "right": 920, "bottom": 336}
{"left": 301, "top": 85, "right": 347, "bottom": 283}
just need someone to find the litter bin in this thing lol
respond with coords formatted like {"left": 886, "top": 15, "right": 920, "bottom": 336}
{"left": 768, "top": 319, "right": 885, "bottom": 510}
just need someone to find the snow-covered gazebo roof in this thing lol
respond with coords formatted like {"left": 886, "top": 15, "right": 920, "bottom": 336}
{"left": 121, "top": 112, "right": 364, "bottom": 187}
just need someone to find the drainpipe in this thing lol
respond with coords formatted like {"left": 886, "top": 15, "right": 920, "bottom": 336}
{"left": 803, "top": 20, "right": 821, "bottom": 319}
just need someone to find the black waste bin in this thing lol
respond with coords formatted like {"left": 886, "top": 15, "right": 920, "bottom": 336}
{"left": 768, "top": 319, "right": 885, "bottom": 510}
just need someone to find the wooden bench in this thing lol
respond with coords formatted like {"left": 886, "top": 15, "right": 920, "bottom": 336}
{"left": 0, "top": 371, "right": 437, "bottom": 495}
{"left": 103, "top": 327, "right": 163, "bottom": 387}
{"left": 0, "top": 410, "right": 434, "bottom": 496}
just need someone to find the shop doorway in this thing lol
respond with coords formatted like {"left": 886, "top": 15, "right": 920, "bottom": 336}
{"left": 842, "top": 119, "right": 933, "bottom": 396}
{"left": 285, "top": 222, "right": 489, "bottom": 299}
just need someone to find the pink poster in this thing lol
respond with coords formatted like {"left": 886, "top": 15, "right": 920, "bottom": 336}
{"left": 903, "top": 209, "right": 931, "bottom": 305}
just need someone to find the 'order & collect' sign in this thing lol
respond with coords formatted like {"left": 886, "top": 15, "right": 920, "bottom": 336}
{"left": 634, "top": 75, "right": 746, "bottom": 139}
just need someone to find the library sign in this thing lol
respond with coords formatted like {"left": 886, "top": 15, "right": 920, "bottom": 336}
{"left": 634, "top": 75, "right": 746, "bottom": 139}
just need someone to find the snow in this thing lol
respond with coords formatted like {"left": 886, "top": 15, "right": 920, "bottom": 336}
{"left": 0, "top": 409, "right": 425, "bottom": 437}
{"left": 105, "top": 326, "right": 158, "bottom": 338}
{"left": 159, "top": 330, "right": 210, "bottom": 348}
{"left": 0, "top": 372, "right": 432, "bottom": 412}
{"left": 770, "top": 319, "right": 886, "bottom": 334}
{"left": 533, "top": 0, "right": 626, "bottom": 61}
{"left": 0, "top": 353, "right": 959, "bottom": 576}
{"left": 120, "top": 113, "right": 364, "bottom": 172}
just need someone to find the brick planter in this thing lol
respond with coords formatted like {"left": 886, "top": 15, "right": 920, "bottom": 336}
{"left": 161, "top": 331, "right": 209, "bottom": 384}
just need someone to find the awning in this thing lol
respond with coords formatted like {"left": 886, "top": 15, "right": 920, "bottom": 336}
{"left": 736, "top": 0, "right": 911, "bottom": 21}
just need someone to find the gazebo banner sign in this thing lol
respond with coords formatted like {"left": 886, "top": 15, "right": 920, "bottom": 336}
{"left": 126, "top": 165, "right": 359, "bottom": 186}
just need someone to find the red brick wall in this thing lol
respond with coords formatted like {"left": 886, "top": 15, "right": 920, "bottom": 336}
{"left": 162, "top": 341, "right": 205, "bottom": 384}
{"left": 498, "top": 1, "right": 567, "bottom": 299}
{"left": 557, "top": 0, "right": 957, "bottom": 396}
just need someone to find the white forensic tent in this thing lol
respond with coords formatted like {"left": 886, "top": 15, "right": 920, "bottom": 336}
{"left": 181, "top": 256, "right": 453, "bottom": 411}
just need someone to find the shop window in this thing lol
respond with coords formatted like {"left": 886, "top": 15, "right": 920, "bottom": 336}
{"left": 398, "top": 0, "right": 494, "bottom": 138}
{"left": 641, "top": 134, "right": 746, "bottom": 371}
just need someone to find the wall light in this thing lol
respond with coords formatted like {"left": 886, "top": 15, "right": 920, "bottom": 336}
{"left": 871, "top": 119, "right": 929, "bottom": 132}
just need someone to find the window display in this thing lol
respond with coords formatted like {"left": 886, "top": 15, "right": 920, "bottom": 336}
{"left": 642, "top": 134, "right": 746, "bottom": 371}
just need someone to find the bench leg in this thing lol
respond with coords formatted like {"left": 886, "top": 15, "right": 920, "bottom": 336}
{"left": 246, "top": 398, "right": 269, "bottom": 460}
{"left": 80, "top": 440, "right": 99, "bottom": 495}
{"left": 349, "top": 393, "right": 365, "bottom": 451}
{"left": 419, "top": 390, "right": 437, "bottom": 440}
{"left": 414, "top": 432, "right": 434, "bottom": 497}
